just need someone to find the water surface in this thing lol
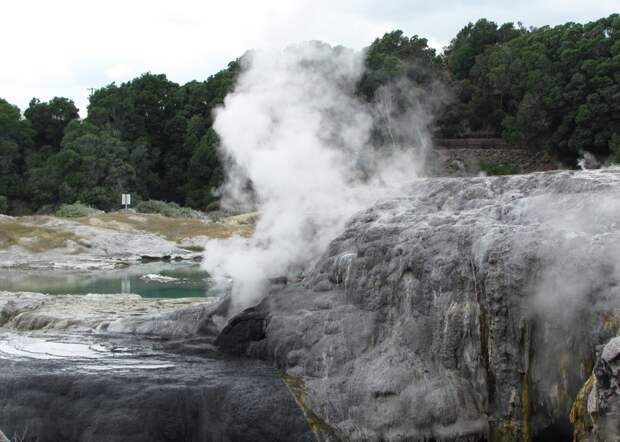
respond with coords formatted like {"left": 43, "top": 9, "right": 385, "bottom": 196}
{"left": 0, "top": 262, "right": 212, "bottom": 298}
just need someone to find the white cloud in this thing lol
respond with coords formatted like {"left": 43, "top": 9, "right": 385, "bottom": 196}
{"left": 105, "top": 64, "right": 136, "bottom": 81}
{"left": 1, "top": 0, "right": 617, "bottom": 116}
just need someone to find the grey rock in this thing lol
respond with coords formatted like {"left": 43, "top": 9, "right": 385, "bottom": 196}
{"left": 583, "top": 336, "right": 620, "bottom": 441}
{"left": 601, "top": 336, "right": 620, "bottom": 363}
{"left": 216, "top": 169, "right": 620, "bottom": 441}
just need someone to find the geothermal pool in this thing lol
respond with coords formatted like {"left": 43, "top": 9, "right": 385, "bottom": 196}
{"left": 0, "top": 262, "right": 214, "bottom": 298}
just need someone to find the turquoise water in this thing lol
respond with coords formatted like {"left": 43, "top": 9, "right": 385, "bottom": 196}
{"left": 0, "top": 262, "right": 213, "bottom": 298}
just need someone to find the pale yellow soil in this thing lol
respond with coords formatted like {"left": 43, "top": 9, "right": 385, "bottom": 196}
{"left": 0, "top": 211, "right": 257, "bottom": 252}
{"left": 0, "top": 221, "right": 80, "bottom": 252}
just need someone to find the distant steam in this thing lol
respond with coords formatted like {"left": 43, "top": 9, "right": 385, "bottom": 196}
{"left": 203, "top": 42, "right": 436, "bottom": 309}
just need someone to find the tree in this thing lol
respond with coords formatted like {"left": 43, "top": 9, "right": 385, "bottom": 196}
{"left": 185, "top": 129, "right": 224, "bottom": 210}
{"left": 441, "top": 13, "right": 620, "bottom": 162}
{"left": 28, "top": 121, "right": 139, "bottom": 211}
{"left": 440, "top": 19, "right": 527, "bottom": 136}
{"left": 0, "top": 99, "right": 33, "bottom": 212}
{"left": 85, "top": 63, "right": 241, "bottom": 205}
{"left": 482, "top": 14, "right": 620, "bottom": 160}
{"left": 24, "top": 97, "right": 79, "bottom": 150}
{"left": 444, "top": 19, "right": 525, "bottom": 81}
{"left": 358, "top": 30, "right": 442, "bottom": 101}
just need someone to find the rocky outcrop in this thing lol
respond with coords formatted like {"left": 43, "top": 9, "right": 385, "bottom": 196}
{"left": 589, "top": 337, "right": 620, "bottom": 440}
{"left": 429, "top": 147, "right": 559, "bottom": 176}
{"left": 0, "top": 291, "right": 217, "bottom": 337}
{"left": 216, "top": 169, "right": 620, "bottom": 441}
{"left": 428, "top": 138, "right": 561, "bottom": 177}
{"left": 0, "top": 290, "right": 313, "bottom": 442}
{"left": 571, "top": 336, "right": 620, "bottom": 442}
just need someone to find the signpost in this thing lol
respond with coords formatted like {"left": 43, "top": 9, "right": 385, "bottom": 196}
{"left": 121, "top": 193, "right": 131, "bottom": 211}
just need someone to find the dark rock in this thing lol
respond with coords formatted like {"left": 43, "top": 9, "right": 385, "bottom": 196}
{"left": 141, "top": 255, "right": 172, "bottom": 262}
{"left": 216, "top": 307, "right": 268, "bottom": 356}
{"left": 0, "top": 336, "right": 314, "bottom": 442}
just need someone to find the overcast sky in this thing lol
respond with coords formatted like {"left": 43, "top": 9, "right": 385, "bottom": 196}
{"left": 2, "top": 0, "right": 617, "bottom": 116}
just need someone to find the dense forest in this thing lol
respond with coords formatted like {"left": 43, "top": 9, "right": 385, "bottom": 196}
{"left": 1, "top": 14, "right": 619, "bottom": 215}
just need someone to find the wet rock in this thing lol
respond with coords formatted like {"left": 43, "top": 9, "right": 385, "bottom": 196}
{"left": 0, "top": 332, "right": 314, "bottom": 442}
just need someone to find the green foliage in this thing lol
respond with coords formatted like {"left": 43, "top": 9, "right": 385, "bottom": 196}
{"left": 135, "top": 200, "right": 201, "bottom": 218}
{"left": 55, "top": 202, "right": 101, "bottom": 218}
{"left": 24, "top": 97, "right": 79, "bottom": 150}
{"left": 85, "top": 64, "right": 239, "bottom": 204}
{"left": 27, "top": 121, "right": 141, "bottom": 211}
{"left": 0, "top": 99, "right": 33, "bottom": 211}
{"left": 0, "top": 56, "right": 239, "bottom": 215}
{"left": 440, "top": 19, "right": 527, "bottom": 136}
{"left": 358, "top": 30, "right": 443, "bottom": 101}
{"left": 357, "top": 31, "right": 445, "bottom": 148}
{"left": 185, "top": 129, "right": 224, "bottom": 210}
{"left": 442, "top": 14, "right": 620, "bottom": 162}
{"left": 609, "top": 134, "right": 620, "bottom": 164}
{"left": 490, "top": 15, "right": 620, "bottom": 160}
{"left": 445, "top": 19, "right": 526, "bottom": 81}
{"left": 204, "top": 200, "right": 221, "bottom": 212}
{"left": 479, "top": 161, "right": 519, "bottom": 176}
{"left": 0, "top": 196, "right": 7, "bottom": 214}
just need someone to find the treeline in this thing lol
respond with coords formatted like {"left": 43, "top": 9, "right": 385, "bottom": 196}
{"left": 1, "top": 14, "right": 619, "bottom": 214}
{"left": 0, "top": 63, "right": 238, "bottom": 214}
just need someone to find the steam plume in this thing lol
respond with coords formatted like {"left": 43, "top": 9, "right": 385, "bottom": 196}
{"left": 203, "top": 42, "right": 435, "bottom": 309}
{"left": 516, "top": 189, "right": 620, "bottom": 320}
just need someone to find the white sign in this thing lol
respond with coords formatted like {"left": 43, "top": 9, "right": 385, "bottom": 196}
{"left": 121, "top": 194, "right": 131, "bottom": 206}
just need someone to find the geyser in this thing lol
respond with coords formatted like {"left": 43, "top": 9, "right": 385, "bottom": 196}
{"left": 203, "top": 42, "right": 435, "bottom": 309}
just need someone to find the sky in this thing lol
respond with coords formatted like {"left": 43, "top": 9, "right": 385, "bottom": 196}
{"left": 1, "top": 0, "right": 618, "bottom": 116}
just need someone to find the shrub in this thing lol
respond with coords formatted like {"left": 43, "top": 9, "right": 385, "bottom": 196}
{"left": 479, "top": 161, "right": 519, "bottom": 176}
{"left": 55, "top": 202, "right": 101, "bottom": 218}
{"left": 608, "top": 134, "right": 620, "bottom": 164}
{"left": 205, "top": 200, "right": 221, "bottom": 212}
{"left": 135, "top": 200, "right": 201, "bottom": 218}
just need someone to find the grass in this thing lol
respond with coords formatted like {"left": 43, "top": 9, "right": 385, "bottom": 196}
{"left": 81, "top": 211, "right": 256, "bottom": 242}
{"left": 0, "top": 221, "right": 80, "bottom": 252}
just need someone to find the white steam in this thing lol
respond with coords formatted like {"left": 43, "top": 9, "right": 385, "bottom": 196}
{"left": 203, "top": 42, "right": 434, "bottom": 309}
{"left": 518, "top": 189, "right": 620, "bottom": 320}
